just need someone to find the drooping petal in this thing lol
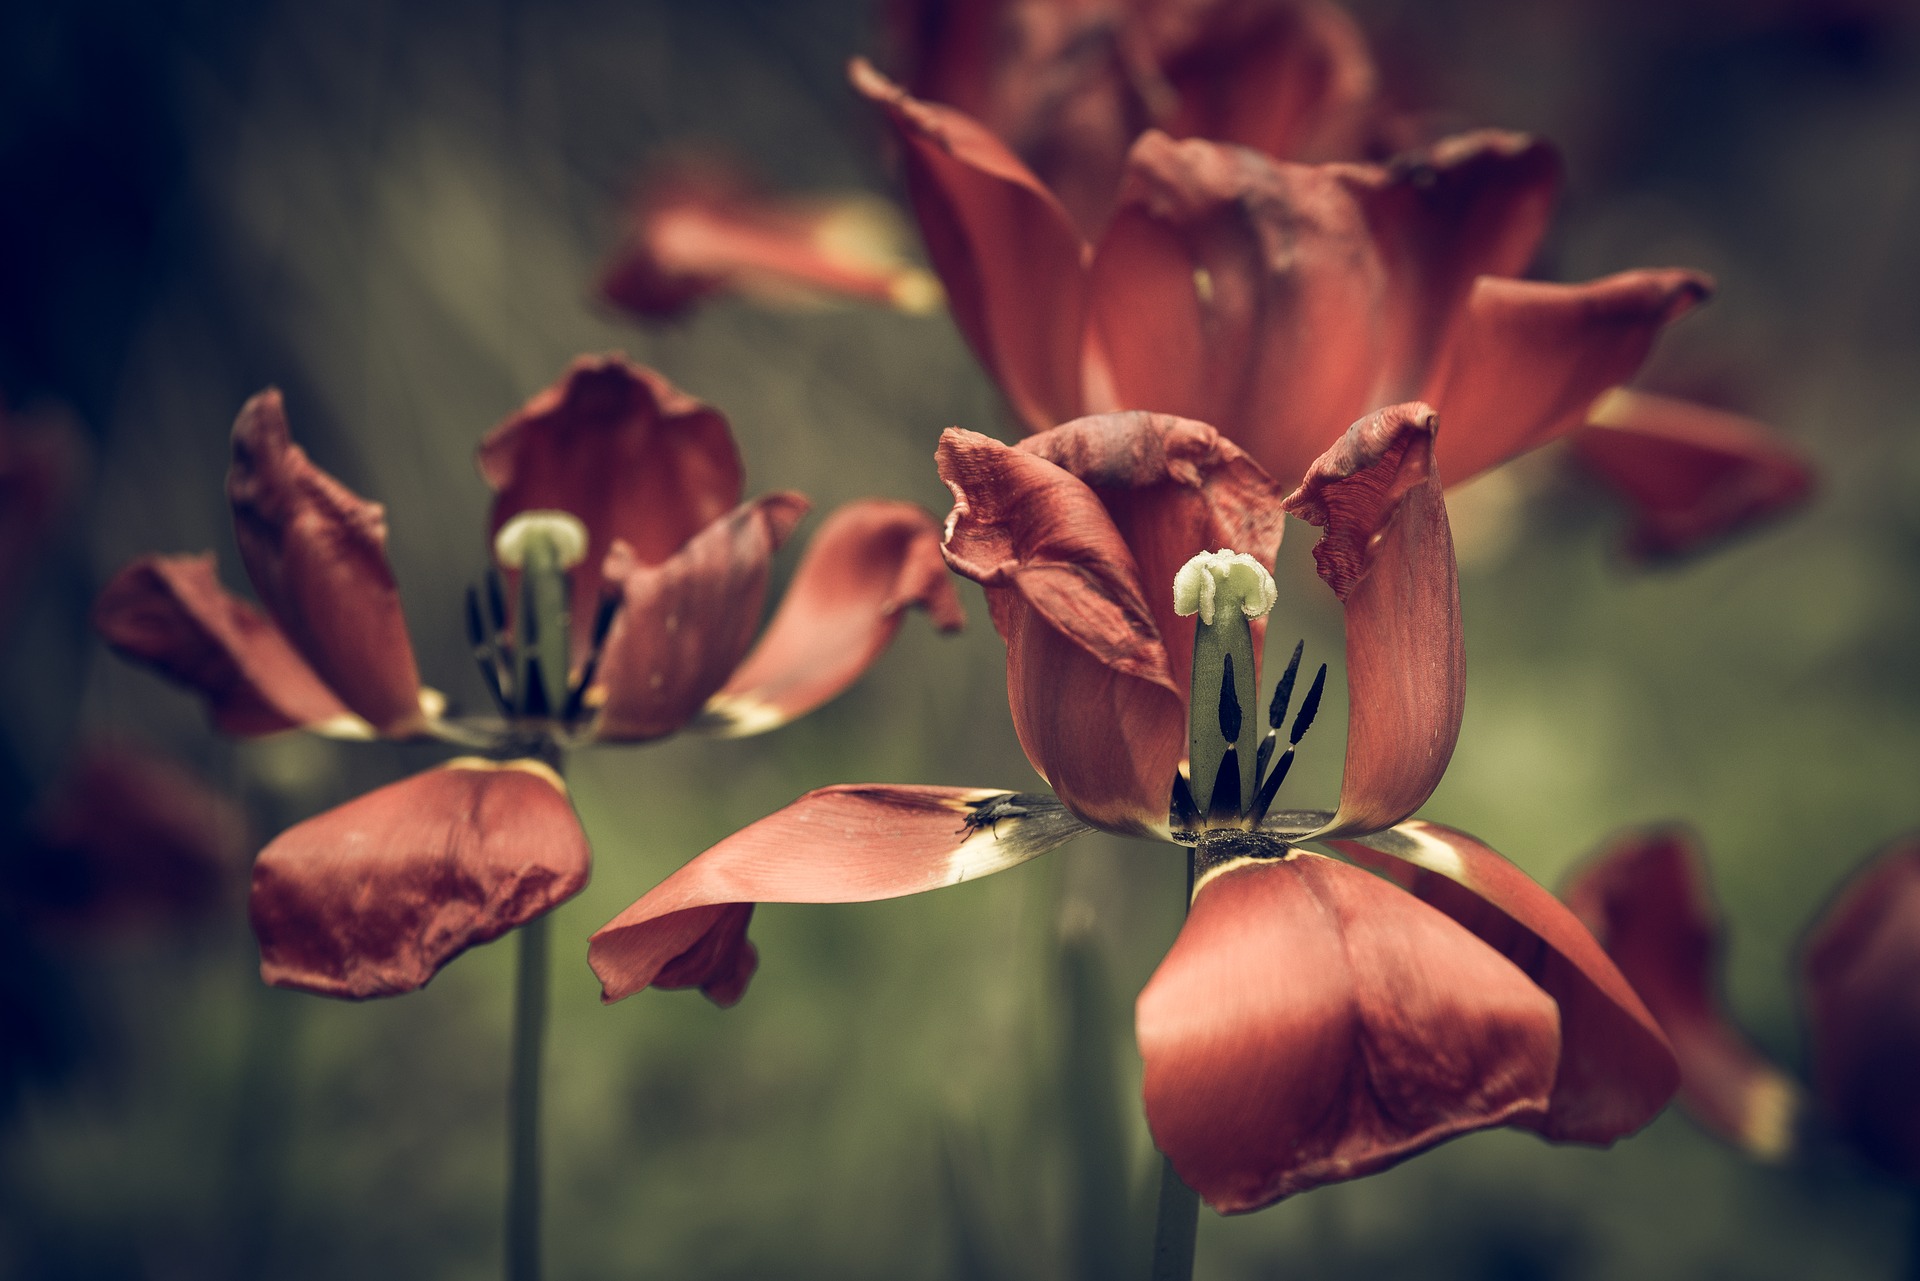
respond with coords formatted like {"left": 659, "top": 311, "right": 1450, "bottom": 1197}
{"left": 1569, "top": 389, "right": 1815, "bottom": 561}
{"left": 588, "top": 785, "right": 1090, "bottom": 1004}
{"left": 1137, "top": 847, "right": 1560, "bottom": 1214}
{"left": 699, "top": 499, "right": 965, "bottom": 738}
{"left": 938, "top": 427, "right": 1184, "bottom": 835}
{"left": 1342, "top": 821, "right": 1683, "bottom": 1146}
{"left": 599, "top": 160, "right": 943, "bottom": 319}
{"left": 1424, "top": 270, "right": 1714, "bottom": 487}
{"left": 591, "top": 494, "right": 810, "bottom": 743}
{"left": 478, "top": 355, "right": 746, "bottom": 648}
{"left": 93, "top": 553, "right": 367, "bottom": 738}
{"left": 250, "top": 758, "right": 591, "bottom": 999}
{"left": 851, "top": 58, "right": 1090, "bottom": 433}
{"left": 226, "top": 390, "right": 428, "bottom": 737}
{"left": 1801, "top": 835, "right": 1920, "bottom": 1181}
{"left": 1282, "top": 403, "right": 1462, "bottom": 839}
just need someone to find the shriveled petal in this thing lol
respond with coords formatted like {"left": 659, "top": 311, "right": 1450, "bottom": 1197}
{"left": 599, "top": 161, "right": 942, "bottom": 319}
{"left": 851, "top": 58, "right": 1089, "bottom": 433}
{"left": 589, "top": 785, "right": 1089, "bottom": 1004}
{"left": 1424, "top": 270, "right": 1714, "bottom": 487}
{"left": 93, "top": 554, "right": 366, "bottom": 738}
{"left": 1569, "top": 389, "right": 1815, "bottom": 561}
{"left": 1282, "top": 404, "right": 1462, "bottom": 839}
{"left": 1138, "top": 849, "right": 1559, "bottom": 1214}
{"left": 251, "top": 758, "right": 590, "bottom": 999}
{"left": 700, "top": 499, "right": 965, "bottom": 738}
{"left": 591, "top": 494, "right": 809, "bottom": 743}
{"left": 938, "top": 427, "right": 1183, "bottom": 834}
{"left": 478, "top": 355, "right": 746, "bottom": 648}
{"left": 1343, "top": 821, "right": 1682, "bottom": 1146}
{"left": 226, "top": 390, "right": 427, "bottom": 736}
{"left": 1802, "top": 835, "right": 1920, "bottom": 1181}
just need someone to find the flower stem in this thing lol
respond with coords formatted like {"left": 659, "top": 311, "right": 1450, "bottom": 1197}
{"left": 506, "top": 910, "right": 551, "bottom": 1281}
{"left": 1149, "top": 847, "right": 1201, "bottom": 1281}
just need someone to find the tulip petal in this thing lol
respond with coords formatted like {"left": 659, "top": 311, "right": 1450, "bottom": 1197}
{"left": 478, "top": 355, "right": 746, "bottom": 649}
{"left": 1283, "top": 404, "right": 1462, "bottom": 839}
{"left": 1342, "top": 821, "right": 1682, "bottom": 1146}
{"left": 0, "top": 403, "right": 81, "bottom": 624}
{"left": 227, "top": 390, "right": 427, "bottom": 736}
{"left": 251, "top": 758, "right": 590, "bottom": 999}
{"left": 1801, "top": 835, "right": 1920, "bottom": 1180}
{"left": 851, "top": 58, "right": 1089, "bottom": 433}
{"left": 1569, "top": 389, "right": 1815, "bottom": 561}
{"left": 1424, "top": 270, "right": 1714, "bottom": 486}
{"left": 1137, "top": 847, "right": 1559, "bottom": 1213}
{"left": 700, "top": 499, "right": 965, "bottom": 738}
{"left": 591, "top": 494, "right": 809, "bottom": 743}
{"left": 93, "top": 553, "right": 368, "bottom": 738}
{"left": 938, "top": 427, "right": 1184, "bottom": 835}
{"left": 588, "top": 785, "right": 1090, "bottom": 1004}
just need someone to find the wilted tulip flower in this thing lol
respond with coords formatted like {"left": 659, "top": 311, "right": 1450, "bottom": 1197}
{"left": 589, "top": 406, "right": 1676, "bottom": 1235}
{"left": 1567, "top": 828, "right": 1920, "bottom": 1181}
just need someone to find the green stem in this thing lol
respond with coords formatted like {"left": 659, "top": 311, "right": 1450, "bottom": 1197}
{"left": 1149, "top": 848, "right": 1202, "bottom": 1281}
{"left": 506, "top": 910, "right": 550, "bottom": 1281}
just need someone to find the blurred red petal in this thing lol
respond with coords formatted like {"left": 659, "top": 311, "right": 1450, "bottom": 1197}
{"left": 851, "top": 58, "right": 1089, "bottom": 433}
{"left": 1802, "top": 836, "right": 1920, "bottom": 1180}
{"left": 1137, "top": 849, "right": 1559, "bottom": 1213}
{"left": 1425, "top": 270, "right": 1713, "bottom": 486}
{"left": 589, "top": 785, "right": 1088, "bottom": 1003}
{"left": 702, "top": 499, "right": 965, "bottom": 737}
{"left": 251, "top": 758, "right": 590, "bottom": 999}
{"left": 0, "top": 403, "right": 82, "bottom": 623}
{"left": 938, "top": 427, "right": 1183, "bottom": 834}
{"left": 1342, "top": 821, "right": 1682, "bottom": 1145}
{"left": 592, "top": 493, "right": 810, "bottom": 743}
{"left": 1570, "top": 389, "right": 1815, "bottom": 561}
{"left": 1283, "top": 404, "right": 1461, "bottom": 838}
{"left": 226, "top": 390, "right": 427, "bottom": 737}
{"left": 93, "top": 554, "right": 361, "bottom": 737}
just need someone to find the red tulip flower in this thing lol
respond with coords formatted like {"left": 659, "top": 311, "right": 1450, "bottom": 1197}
{"left": 1567, "top": 828, "right": 1920, "bottom": 1181}
{"left": 92, "top": 354, "right": 962, "bottom": 999}
{"left": 588, "top": 406, "right": 1675, "bottom": 1213}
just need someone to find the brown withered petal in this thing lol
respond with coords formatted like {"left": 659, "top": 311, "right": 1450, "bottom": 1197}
{"left": 1560, "top": 828, "right": 1797, "bottom": 1160}
{"left": 938, "top": 427, "right": 1184, "bottom": 835}
{"left": 1282, "top": 404, "right": 1462, "bottom": 839}
{"left": 93, "top": 554, "right": 363, "bottom": 737}
{"left": 851, "top": 58, "right": 1090, "bottom": 434}
{"left": 1343, "top": 821, "right": 1681, "bottom": 1145}
{"left": 1801, "top": 836, "right": 1920, "bottom": 1181}
{"left": 592, "top": 494, "right": 809, "bottom": 743}
{"left": 1137, "top": 850, "right": 1560, "bottom": 1214}
{"left": 226, "top": 390, "right": 427, "bottom": 737}
{"left": 478, "top": 355, "right": 746, "bottom": 651}
{"left": 251, "top": 758, "right": 591, "bottom": 999}
{"left": 700, "top": 500, "right": 964, "bottom": 738}
{"left": 1569, "top": 389, "right": 1815, "bottom": 561}
{"left": 589, "top": 785, "right": 1088, "bottom": 1004}
{"left": 1424, "top": 270, "right": 1714, "bottom": 487}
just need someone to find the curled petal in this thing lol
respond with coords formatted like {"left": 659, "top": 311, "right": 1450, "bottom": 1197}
{"left": 851, "top": 58, "right": 1089, "bottom": 433}
{"left": 1138, "top": 849, "right": 1559, "bottom": 1213}
{"left": 589, "top": 785, "right": 1089, "bottom": 1004}
{"left": 1802, "top": 835, "right": 1920, "bottom": 1181}
{"left": 938, "top": 428, "right": 1183, "bottom": 834}
{"left": 251, "top": 758, "right": 590, "bottom": 999}
{"left": 1424, "top": 270, "right": 1714, "bottom": 487}
{"left": 592, "top": 494, "right": 809, "bottom": 743}
{"left": 1283, "top": 404, "right": 1461, "bottom": 838}
{"left": 1343, "top": 821, "right": 1682, "bottom": 1146}
{"left": 700, "top": 499, "right": 965, "bottom": 738}
{"left": 478, "top": 355, "right": 746, "bottom": 648}
{"left": 227, "top": 391, "right": 426, "bottom": 736}
{"left": 93, "top": 554, "right": 365, "bottom": 738}
{"left": 599, "top": 161, "right": 942, "bottom": 319}
{"left": 1570, "top": 389, "right": 1815, "bottom": 561}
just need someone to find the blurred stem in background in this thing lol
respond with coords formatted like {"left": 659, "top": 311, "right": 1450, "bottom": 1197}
{"left": 1058, "top": 905, "right": 1132, "bottom": 1281}
{"left": 507, "top": 909, "right": 551, "bottom": 1281}
{"left": 1148, "top": 846, "right": 1201, "bottom": 1281}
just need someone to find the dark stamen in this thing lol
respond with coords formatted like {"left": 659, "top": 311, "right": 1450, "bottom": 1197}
{"left": 522, "top": 654, "right": 552, "bottom": 719}
{"left": 1207, "top": 743, "right": 1242, "bottom": 819}
{"left": 1290, "top": 663, "right": 1327, "bottom": 746}
{"left": 1170, "top": 771, "right": 1200, "bottom": 833}
{"left": 1217, "top": 652, "right": 1241, "bottom": 744}
{"left": 465, "top": 584, "right": 512, "bottom": 714}
{"left": 1268, "top": 640, "right": 1304, "bottom": 730}
{"left": 561, "top": 594, "right": 623, "bottom": 723}
{"left": 486, "top": 569, "right": 509, "bottom": 635}
{"left": 1250, "top": 747, "right": 1294, "bottom": 827}
{"left": 464, "top": 585, "right": 487, "bottom": 651}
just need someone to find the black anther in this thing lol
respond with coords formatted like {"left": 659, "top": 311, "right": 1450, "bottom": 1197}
{"left": 1207, "top": 743, "right": 1242, "bottom": 819}
{"left": 1290, "top": 664, "right": 1327, "bottom": 746}
{"left": 1269, "top": 640, "right": 1304, "bottom": 730}
{"left": 522, "top": 655, "right": 551, "bottom": 719}
{"left": 464, "top": 585, "right": 487, "bottom": 650}
{"left": 1217, "top": 653, "right": 1242, "bottom": 743}
{"left": 1170, "top": 771, "right": 1200, "bottom": 832}
{"left": 486, "top": 569, "right": 509, "bottom": 634}
{"left": 1250, "top": 747, "right": 1294, "bottom": 827}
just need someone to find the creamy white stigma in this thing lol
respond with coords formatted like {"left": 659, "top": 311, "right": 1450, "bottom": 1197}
{"left": 494, "top": 510, "right": 589, "bottom": 570}
{"left": 1172, "top": 549, "right": 1277, "bottom": 625}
